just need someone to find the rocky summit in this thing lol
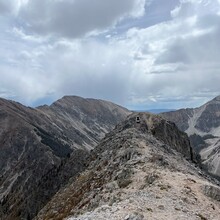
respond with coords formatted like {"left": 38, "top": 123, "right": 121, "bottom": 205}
{"left": 162, "top": 96, "right": 220, "bottom": 179}
{"left": 0, "top": 96, "right": 130, "bottom": 220}
{"left": 36, "top": 113, "right": 220, "bottom": 220}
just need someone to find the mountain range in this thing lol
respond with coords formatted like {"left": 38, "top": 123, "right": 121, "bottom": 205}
{"left": 0, "top": 96, "right": 129, "bottom": 220}
{"left": 0, "top": 95, "right": 220, "bottom": 220}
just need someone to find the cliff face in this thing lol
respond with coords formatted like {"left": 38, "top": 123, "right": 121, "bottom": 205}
{"left": 162, "top": 96, "right": 220, "bottom": 178}
{"left": 35, "top": 113, "right": 218, "bottom": 220}
{"left": 0, "top": 96, "right": 130, "bottom": 220}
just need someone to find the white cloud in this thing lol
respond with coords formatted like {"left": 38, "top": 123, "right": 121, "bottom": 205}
{"left": 171, "top": 0, "right": 220, "bottom": 18}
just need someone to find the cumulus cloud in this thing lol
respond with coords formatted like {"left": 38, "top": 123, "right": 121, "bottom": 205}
{"left": 18, "top": 0, "right": 146, "bottom": 38}
{"left": 1, "top": 0, "right": 220, "bottom": 109}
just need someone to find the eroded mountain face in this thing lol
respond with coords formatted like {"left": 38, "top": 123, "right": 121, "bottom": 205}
{"left": 36, "top": 113, "right": 220, "bottom": 220}
{"left": 162, "top": 96, "right": 220, "bottom": 178}
{"left": 0, "top": 96, "right": 130, "bottom": 220}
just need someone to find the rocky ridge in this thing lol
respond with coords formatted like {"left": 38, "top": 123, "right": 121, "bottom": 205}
{"left": 162, "top": 96, "right": 220, "bottom": 178}
{"left": 36, "top": 113, "right": 220, "bottom": 220}
{"left": 0, "top": 96, "right": 130, "bottom": 220}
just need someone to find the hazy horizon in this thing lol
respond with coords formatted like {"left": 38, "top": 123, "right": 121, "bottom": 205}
{"left": 1, "top": 93, "right": 218, "bottom": 112}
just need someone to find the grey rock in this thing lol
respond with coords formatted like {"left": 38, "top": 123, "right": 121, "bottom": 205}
{"left": 202, "top": 185, "right": 220, "bottom": 201}
{"left": 145, "top": 173, "right": 159, "bottom": 185}
{"left": 158, "top": 205, "right": 165, "bottom": 210}
{"left": 124, "top": 212, "right": 144, "bottom": 220}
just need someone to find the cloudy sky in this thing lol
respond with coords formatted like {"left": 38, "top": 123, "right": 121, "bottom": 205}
{"left": 0, "top": 0, "right": 220, "bottom": 110}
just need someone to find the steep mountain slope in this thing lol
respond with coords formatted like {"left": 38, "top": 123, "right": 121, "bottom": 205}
{"left": 36, "top": 113, "right": 220, "bottom": 220}
{"left": 38, "top": 96, "right": 129, "bottom": 150}
{"left": 162, "top": 96, "right": 220, "bottom": 178}
{"left": 0, "top": 96, "right": 130, "bottom": 220}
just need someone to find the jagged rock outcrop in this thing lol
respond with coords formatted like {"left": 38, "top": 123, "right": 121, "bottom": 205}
{"left": 0, "top": 96, "right": 130, "bottom": 220}
{"left": 35, "top": 113, "right": 220, "bottom": 220}
{"left": 110, "top": 113, "right": 193, "bottom": 160}
{"left": 162, "top": 96, "right": 220, "bottom": 178}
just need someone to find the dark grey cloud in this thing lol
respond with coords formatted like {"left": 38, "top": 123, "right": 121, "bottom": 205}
{"left": 155, "top": 40, "right": 191, "bottom": 64}
{"left": 0, "top": 0, "right": 13, "bottom": 14}
{"left": 19, "top": 0, "right": 146, "bottom": 38}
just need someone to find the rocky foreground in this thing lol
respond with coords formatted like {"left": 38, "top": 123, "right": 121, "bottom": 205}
{"left": 36, "top": 113, "right": 220, "bottom": 220}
